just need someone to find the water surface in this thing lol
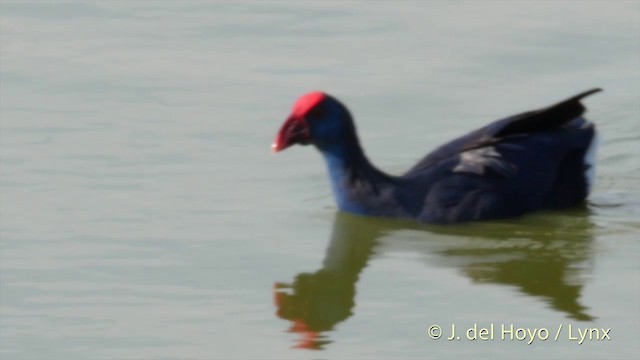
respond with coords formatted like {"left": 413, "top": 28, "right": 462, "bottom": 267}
{"left": 1, "top": 2, "right": 639, "bottom": 359}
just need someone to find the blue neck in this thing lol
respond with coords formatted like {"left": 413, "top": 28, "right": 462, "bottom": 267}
{"left": 324, "top": 149, "right": 359, "bottom": 213}
{"left": 319, "top": 142, "right": 383, "bottom": 215}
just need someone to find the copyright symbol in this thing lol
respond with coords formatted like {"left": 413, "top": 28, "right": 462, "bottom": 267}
{"left": 428, "top": 325, "right": 442, "bottom": 339}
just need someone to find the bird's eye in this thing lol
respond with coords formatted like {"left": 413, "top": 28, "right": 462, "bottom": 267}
{"left": 306, "top": 106, "right": 325, "bottom": 119}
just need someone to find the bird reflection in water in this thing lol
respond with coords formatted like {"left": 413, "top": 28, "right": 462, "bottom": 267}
{"left": 274, "top": 208, "right": 595, "bottom": 349}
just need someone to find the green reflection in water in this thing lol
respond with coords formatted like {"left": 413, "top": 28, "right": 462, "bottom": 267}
{"left": 274, "top": 208, "right": 594, "bottom": 349}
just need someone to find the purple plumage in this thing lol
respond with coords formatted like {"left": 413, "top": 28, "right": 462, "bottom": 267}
{"left": 273, "top": 89, "right": 601, "bottom": 224}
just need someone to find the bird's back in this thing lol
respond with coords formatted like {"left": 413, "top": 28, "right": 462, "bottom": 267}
{"left": 400, "top": 89, "right": 601, "bottom": 223}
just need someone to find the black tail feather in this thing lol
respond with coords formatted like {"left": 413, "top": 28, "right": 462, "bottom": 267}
{"left": 496, "top": 88, "right": 602, "bottom": 138}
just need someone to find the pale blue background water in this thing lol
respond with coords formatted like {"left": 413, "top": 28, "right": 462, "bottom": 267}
{"left": 1, "top": 2, "right": 639, "bottom": 359}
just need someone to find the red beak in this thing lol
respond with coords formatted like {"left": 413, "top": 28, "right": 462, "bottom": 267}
{"left": 272, "top": 115, "right": 310, "bottom": 152}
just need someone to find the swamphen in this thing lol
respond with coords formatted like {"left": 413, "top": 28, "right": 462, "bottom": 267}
{"left": 272, "top": 89, "right": 601, "bottom": 224}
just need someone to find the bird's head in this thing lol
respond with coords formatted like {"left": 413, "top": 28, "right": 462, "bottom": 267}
{"left": 272, "top": 91, "right": 357, "bottom": 153}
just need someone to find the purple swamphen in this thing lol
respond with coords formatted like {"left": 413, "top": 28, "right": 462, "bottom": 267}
{"left": 272, "top": 89, "right": 601, "bottom": 224}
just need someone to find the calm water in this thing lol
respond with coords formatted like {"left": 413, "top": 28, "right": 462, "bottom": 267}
{"left": 1, "top": 2, "right": 639, "bottom": 359}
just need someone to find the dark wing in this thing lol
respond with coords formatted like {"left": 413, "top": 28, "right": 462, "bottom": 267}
{"left": 404, "top": 88, "right": 602, "bottom": 176}
{"left": 414, "top": 119, "right": 596, "bottom": 223}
